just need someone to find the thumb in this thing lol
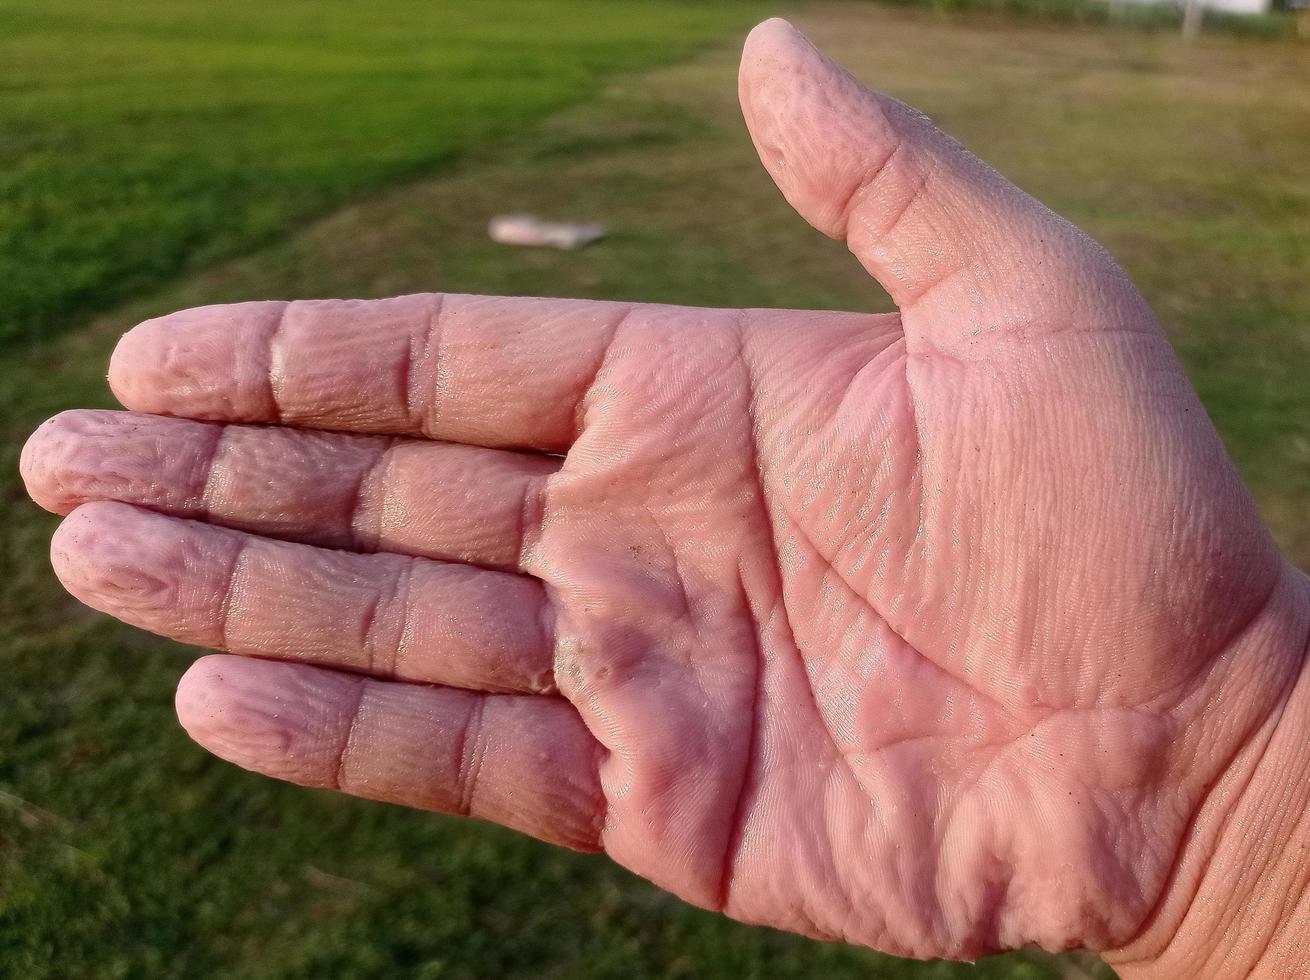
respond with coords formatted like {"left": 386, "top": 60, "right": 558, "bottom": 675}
{"left": 739, "top": 18, "right": 1148, "bottom": 350}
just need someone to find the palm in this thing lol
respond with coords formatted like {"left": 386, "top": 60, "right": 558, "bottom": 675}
{"left": 532, "top": 289, "right": 1282, "bottom": 957}
{"left": 21, "top": 18, "right": 1303, "bottom": 964}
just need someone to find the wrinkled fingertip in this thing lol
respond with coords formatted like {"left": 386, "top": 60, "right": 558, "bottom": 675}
{"left": 175, "top": 655, "right": 267, "bottom": 770}
{"left": 739, "top": 17, "right": 828, "bottom": 92}
{"left": 20, "top": 410, "right": 120, "bottom": 516}
{"left": 48, "top": 500, "right": 131, "bottom": 586}
{"left": 742, "top": 17, "right": 810, "bottom": 60}
{"left": 108, "top": 301, "right": 284, "bottom": 420}
{"left": 175, "top": 654, "right": 238, "bottom": 739}
{"left": 107, "top": 312, "right": 172, "bottom": 412}
{"left": 175, "top": 655, "right": 311, "bottom": 777}
{"left": 738, "top": 15, "right": 884, "bottom": 241}
{"left": 19, "top": 413, "right": 69, "bottom": 515}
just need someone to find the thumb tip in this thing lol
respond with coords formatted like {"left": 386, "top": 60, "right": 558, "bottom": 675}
{"left": 739, "top": 18, "right": 829, "bottom": 109}
{"left": 738, "top": 16, "right": 895, "bottom": 243}
{"left": 746, "top": 16, "right": 801, "bottom": 43}
{"left": 741, "top": 17, "right": 812, "bottom": 68}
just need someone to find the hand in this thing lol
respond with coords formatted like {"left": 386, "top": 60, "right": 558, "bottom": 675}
{"left": 21, "top": 18, "right": 1310, "bottom": 972}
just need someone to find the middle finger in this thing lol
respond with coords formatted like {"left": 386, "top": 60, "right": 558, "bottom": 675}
{"left": 22, "top": 409, "right": 556, "bottom": 574}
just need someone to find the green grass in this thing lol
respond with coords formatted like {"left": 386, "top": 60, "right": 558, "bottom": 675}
{"left": 882, "top": 0, "right": 1297, "bottom": 38}
{"left": 5, "top": 1, "right": 1310, "bottom": 977}
{"left": 0, "top": 0, "right": 766, "bottom": 348}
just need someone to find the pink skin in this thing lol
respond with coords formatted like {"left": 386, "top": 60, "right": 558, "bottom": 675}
{"left": 19, "top": 18, "right": 1310, "bottom": 971}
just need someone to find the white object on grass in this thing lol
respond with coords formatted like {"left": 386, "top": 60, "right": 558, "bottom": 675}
{"left": 488, "top": 214, "right": 606, "bottom": 250}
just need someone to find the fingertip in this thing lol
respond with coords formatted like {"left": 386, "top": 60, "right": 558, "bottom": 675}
{"left": 49, "top": 501, "right": 154, "bottom": 617}
{"left": 175, "top": 655, "right": 359, "bottom": 784}
{"left": 109, "top": 302, "right": 283, "bottom": 420}
{"left": 20, "top": 410, "right": 154, "bottom": 516}
{"left": 742, "top": 17, "right": 809, "bottom": 59}
{"left": 175, "top": 655, "right": 288, "bottom": 771}
{"left": 108, "top": 311, "right": 176, "bottom": 412}
{"left": 175, "top": 654, "right": 234, "bottom": 732}
{"left": 49, "top": 499, "right": 134, "bottom": 584}
{"left": 740, "top": 17, "right": 827, "bottom": 96}
{"left": 175, "top": 654, "right": 263, "bottom": 746}
{"left": 48, "top": 501, "right": 228, "bottom": 644}
{"left": 739, "top": 15, "right": 886, "bottom": 241}
{"left": 20, "top": 411, "right": 80, "bottom": 515}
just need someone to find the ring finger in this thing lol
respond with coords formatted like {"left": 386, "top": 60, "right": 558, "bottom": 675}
{"left": 51, "top": 501, "right": 556, "bottom": 695}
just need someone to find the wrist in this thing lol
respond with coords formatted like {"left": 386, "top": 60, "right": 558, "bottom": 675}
{"left": 1110, "top": 565, "right": 1310, "bottom": 979}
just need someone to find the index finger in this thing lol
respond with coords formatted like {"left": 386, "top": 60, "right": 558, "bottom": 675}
{"left": 108, "top": 293, "right": 636, "bottom": 452}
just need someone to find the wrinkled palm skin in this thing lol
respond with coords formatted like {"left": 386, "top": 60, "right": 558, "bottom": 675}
{"left": 20, "top": 17, "right": 1310, "bottom": 967}
{"left": 534, "top": 300, "right": 1298, "bottom": 957}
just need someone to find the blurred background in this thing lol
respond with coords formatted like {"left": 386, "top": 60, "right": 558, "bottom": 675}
{"left": 3, "top": 1, "right": 1307, "bottom": 977}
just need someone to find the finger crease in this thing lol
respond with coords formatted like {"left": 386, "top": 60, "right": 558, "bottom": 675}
{"left": 415, "top": 293, "right": 446, "bottom": 437}
{"left": 534, "top": 585, "right": 560, "bottom": 695}
{"left": 589, "top": 737, "right": 610, "bottom": 848}
{"left": 456, "top": 697, "right": 489, "bottom": 817}
{"left": 372, "top": 559, "right": 415, "bottom": 679}
{"left": 573, "top": 306, "right": 633, "bottom": 438}
{"left": 877, "top": 162, "right": 931, "bottom": 251}
{"left": 837, "top": 134, "right": 906, "bottom": 236}
{"left": 331, "top": 680, "right": 369, "bottom": 792}
{"left": 265, "top": 302, "right": 292, "bottom": 423}
{"left": 197, "top": 423, "right": 231, "bottom": 520}
{"left": 350, "top": 437, "right": 398, "bottom": 552}
{"left": 516, "top": 474, "right": 547, "bottom": 565}
{"left": 216, "top": 536, "right": 251, "bottom": 651}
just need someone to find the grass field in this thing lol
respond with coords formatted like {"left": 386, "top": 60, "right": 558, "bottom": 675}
{"left": 4, "top": 1, "right": 1310, "bottom": 977}
{"left": 0, "top": 0, "right": 767, "bottom": 348}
